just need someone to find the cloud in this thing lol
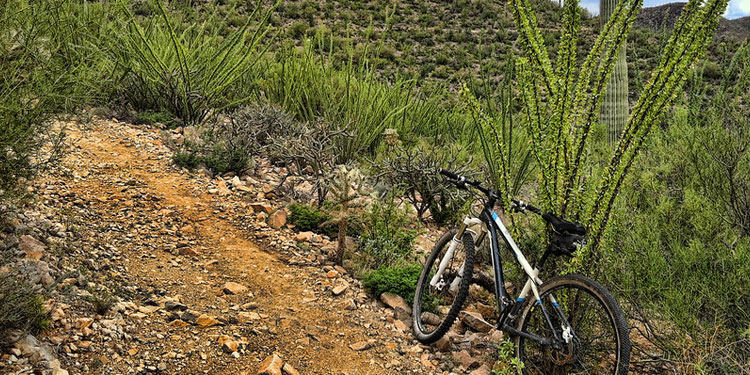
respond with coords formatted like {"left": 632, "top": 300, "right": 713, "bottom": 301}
{"left": 723, "top": 0, "right": 749, "bottom": 18}
{"left": 580, "top": 0, "right": 750, "bottom": 19}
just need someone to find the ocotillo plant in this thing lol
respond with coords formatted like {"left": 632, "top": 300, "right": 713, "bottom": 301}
{"left": 481, "top": 0, "right": 730, "bottom": 271}
{"left": 600, "top": 0, "right": 629, "bottom": 144}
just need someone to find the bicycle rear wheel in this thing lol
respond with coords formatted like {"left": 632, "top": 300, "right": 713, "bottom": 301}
{"left": 515, "top": 274, "right": 630, "bottom": 375}
{"left": 412, "top": 229, "right": 475, "bottom": 344}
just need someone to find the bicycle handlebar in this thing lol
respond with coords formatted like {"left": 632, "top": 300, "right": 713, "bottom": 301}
{"left": 438, "top": 168, "right": 489, "bottom": 194}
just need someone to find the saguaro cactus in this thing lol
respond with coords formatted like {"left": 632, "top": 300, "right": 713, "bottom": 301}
{"left": 600, "top": 0, "right": 629, "bottom": 144}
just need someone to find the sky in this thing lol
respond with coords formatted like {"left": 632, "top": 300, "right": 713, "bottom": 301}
{"left": 579, "top": 0, "right": 750, "bottom": 19}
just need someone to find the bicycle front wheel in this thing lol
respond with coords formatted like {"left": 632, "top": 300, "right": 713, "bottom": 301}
{"left": 515, "top": 274, "right": 631, "bottom": 375}
{"left": 412, "top": 229, "right": 475, "bottom": 344}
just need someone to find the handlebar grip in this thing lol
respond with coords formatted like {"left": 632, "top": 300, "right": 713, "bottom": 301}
{"left": 438, "top": 169, "right": 459, "bottom": 180}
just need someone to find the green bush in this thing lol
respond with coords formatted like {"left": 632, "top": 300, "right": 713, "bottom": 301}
{"left": 288, "top": 203, "right": 330, "bottom": 233}
{"left": 172, "top": 151, "right": 200, "bottom": 170}
{"left": 358, "top": 190, "right": 416, "bottom": 268}
{"left": 362, "top": 263, "right": 422, "bottom": 301}
{"left": 133, "top": 111, "right": 179, "bottom": 129}
{"left": 0, "top": 275, "right": 50, "bottom": 347}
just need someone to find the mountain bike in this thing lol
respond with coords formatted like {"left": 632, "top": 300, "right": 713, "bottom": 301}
{"left": 412, "top": 169, "right": 630, "bottom": 375}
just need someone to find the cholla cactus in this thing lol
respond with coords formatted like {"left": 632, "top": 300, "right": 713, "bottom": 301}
{"left": 325, "top": 164, "right": 366, "bottom": 265}
{"left": 383, "top": 128, "right": 401, "bottom": 149}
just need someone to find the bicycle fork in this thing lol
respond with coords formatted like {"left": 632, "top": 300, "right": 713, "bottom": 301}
{"left": 429, "top": 217, "right": 485, "bottom": 293}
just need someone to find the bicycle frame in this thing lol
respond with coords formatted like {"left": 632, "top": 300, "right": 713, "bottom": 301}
{"left": 429, "top": 204, "right": 572, "bottom": 347}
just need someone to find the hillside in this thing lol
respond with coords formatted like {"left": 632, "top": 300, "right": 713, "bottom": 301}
{"left": 261, "top": 0, "right": 747, "bottom": 96}
{"left": 636, "top": 2, "right": 750, "bottom": 40}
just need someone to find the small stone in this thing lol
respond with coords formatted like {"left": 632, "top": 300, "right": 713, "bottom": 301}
{"left": 420, "top": 312, "right": 441, "bottom": 326}
{"left": 179, "top": 247, "right": 200, "bottom": 257}
{"left": 420, "top": 352, "right": 435, "bottom": 370}
{"left": 434, "top": 336, "right": 452, "bottom": 352}
{"left": 250, "top": 203, "right": 274, "bottom": 214}
{"left": 217, "top": 335, "right": 232, "bottom": 345}
{"left": 138, "top": 305, "right": 160, "bottom": 314}
{"left": 165, "top": 301, "right": 188, "bottom": 311}
{"left": 454, "top": 350, "right": 480, "bottom": 369}
{"left": 326, "top": 270, "right": 338, "bottom": 278}
{"left": 459, "top": 311, "right": 493, "bottom": 333}
{"left": 195, "top": 314, "right": 220, "bottom": 327}
{"left": 393, "top": 320, "right": 409, "bottom": 332}
{"left": 76, "top": 318, "right": 94, "bottom": 330}
{"left": 231, "top": 176, "right": 242, "bottom": 189}
{"left": 222, "top": 340, "right": 239, "bottom": 353}
{"left": 180, "top": 310, "right": 201, "bottom": 323}
{"left": 257, "top": 354, "right": 283, "bottom": 375}
{"left": 282, "top": 363, "right": 300, "bottom": 375}
{"left": 470, "top": 364, "right": 491, "bottom": 375}
{"left": 18, "top": 235, "right": 45, "bottom": 260}
{"left": 238, "top": 311, "right": 261, "bottom": 323}
{"left": 334, "top": 265, "right": 347, "bottom": 275}
{"left": 380, "top": 293, "right": 410, "bottom": 312}
{"left": 487, "top": 329, "right": 504, "bottom": 344}
{"left": 294, "top": 231, "right": 314, "bottom": 242}
{"left": 332, "top": 284, "right": 348, "bottom": 296}
{"left": 349, "top": 341, "right": 370, "bottom": 351}
{"left": 222, "top": 282, "right": 248, "bottom": 295}
{"left": 169, "top": 319, "right": 190, "bottom": 328}
{"left": 268, "top": 209, "right": 287, "bottom": 229}
{"left": 157, "top": 363, "right": 168, "bottom": 372}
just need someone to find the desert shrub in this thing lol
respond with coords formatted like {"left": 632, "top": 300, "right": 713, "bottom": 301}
{"left": 105, "top": 0, "right": 277, "bottom": 125}
{"left": 133, "top": 111, "right": 179, "bottom": 129}
{"left": 362, "top": 263, "right": 422, "bottom": 301}
{"left": 606, "top": 43, "right": 750, "bottom": 372}
{"left": 219, "top": 103, "right": 297, "bottom": 153}
{"left": 701, "top": 60, "right": 722, "bottom": 79}
{"left": 0, "top": 275, "right": 51, "bottom": 347}
{"left": 172, "top": 150, "right": 200, "bottom": 170}
{"left": 357, "top": 190, "right": 417, "bottom": 269}
{"left": 269, "top": 120, "right": 352, "bottom": 205}
{"left": 171, "top": 104, "right": 296, "bottom": 175}
{"left": 0, "top": 0, "right": 89, "bottom": 200}
{"left": 288, "top": 203, "right": 330, "bottom": 232}
{"left": 377, "top": 137, "right": 474, "bottom": 224}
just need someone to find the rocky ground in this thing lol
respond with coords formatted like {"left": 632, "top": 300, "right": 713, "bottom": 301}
{"left": 0, "top": 118, "right": 507, "bottom": 375}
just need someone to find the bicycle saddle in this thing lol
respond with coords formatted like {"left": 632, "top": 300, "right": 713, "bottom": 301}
{"left": 542, "top": 213, "right": 586, "bottom": 236}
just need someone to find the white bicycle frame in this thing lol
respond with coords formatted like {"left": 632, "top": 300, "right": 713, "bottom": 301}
{"left": 428, "top": 209, "right": 569, "bottom": 342}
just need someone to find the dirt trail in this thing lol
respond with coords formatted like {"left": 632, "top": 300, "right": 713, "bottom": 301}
{"left": 49, "top": 120, "right": 430, "bottom": 374}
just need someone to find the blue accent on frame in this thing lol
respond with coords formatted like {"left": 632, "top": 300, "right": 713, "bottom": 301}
{"left": 492, "top": 211, "right": 499, "bottom": 220}
{"left": 517, "top": 298, "right": 525, "bottom": 302}
{"left": 553, "top": 302, "right": 559, "bottom": 307}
